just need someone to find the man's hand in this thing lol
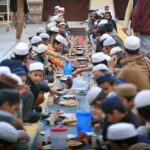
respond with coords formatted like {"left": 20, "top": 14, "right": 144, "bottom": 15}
{"left": 50, "top": 88, "right": 57, "bottom": 95}
{"left": 65, "top": 57, "right": 70, "bottom": 62}
{"left": 18, "top": 131, "right": 30, "bottom": 141}
{"left": 93, "top": 123, "right": 101, "bottom": 133}
{"left": 12, "top": 118, "right": 24, "bottom": 129}
{"left": 108, "top": 55, "right": 118, "bottom": 72}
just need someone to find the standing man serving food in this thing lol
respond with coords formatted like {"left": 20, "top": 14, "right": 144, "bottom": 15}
{"left": 10, "top": 0, "right": 29, "bottom": 42}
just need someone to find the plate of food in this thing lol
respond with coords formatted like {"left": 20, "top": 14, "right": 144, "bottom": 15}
{"left": 62, "top": 94, "right": 76, "bottom": 99}
{"left": 60, "top": 113, "right": 75, "bottom": 118}
{"left": 57, "top": 91, "right": 67, "bottom": 96}
{"left": 61, "top": 114, "right": 76, "bottom": 125}
{"left": 67, "top": 134, "right": 77, "bottom": 139}
{"left": 67, "top": 140, "right": 83, "bottom": 148}
{"left": 77, "top": 57, "right": 86, "bottom": 61}
{"left": 60, "top": 76, "right": 68, "bottom": 82}
{"left": 59, "top": 99, "right": 77, "bottom": 106}
{"left": 50, "top": 109, "right": 65, "bottom": 115}
{"left": 77, "top": 51, "right": 84, "bottom": 56}
{"left": 42, "top": 144, "right": 52, "bottom": 150}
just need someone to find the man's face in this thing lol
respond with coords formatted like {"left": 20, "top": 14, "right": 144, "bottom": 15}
{"left": 1, "top": 102, "right": 19, "bottom": 115}
{"left": 105, "top": 6, "right": 109, "bottom": 11}
{"left": 91, "top": 100, "right": 101, "bottom": 108}
{"left": 92, "top": 28, "right": 98, "bottom": 34}
{"left": 120, "top": 97, "right": 134, "bottom": 110}
{"left": 103, "top": 45, "right": 114, "bottom": 55}
{"left": 29, "top": 70, "right": 43, "bottom": 84}
{"left": 105, "top": 110, "right": 120, "bottom": 123}
{"left": 90, "top": 13, "right": 96, "bottom": 21}
{"left": 41, "top": 51, "right": 47, "bottom": 58}
{"left": 105, "top": 13, "right": 110, "bottom": 19}
{"left": 100, "top": 82, "right": 113, "bottom": 95}
{"left": 59, "top": 25, "right": 66, "bottom": 33}
{"left": 55, "top": 43, "right": 63, "bottom": 51}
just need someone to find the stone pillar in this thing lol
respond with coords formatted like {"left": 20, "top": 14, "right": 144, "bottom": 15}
{"left": 28, "top": 0, "right": 43, "bottom": 23}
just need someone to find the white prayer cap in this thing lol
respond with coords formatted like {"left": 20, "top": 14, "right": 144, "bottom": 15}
{"left": 124, "top": 36, "right": 140, "bottom": 50}
{"left": 36, "top": 27, "right": 46, "bottom": 34}
{"left": 134, "top": 90, "right": 150, "bottom": 108}
{"left": 90, "top": 11, "right": 96, "bottom": 15}
{"left": 50, "top": 26, "right": 59, "bottom": 33}
{"left": 103, "top": 37, "right": 116, "bottom": 46}
{"left": 107, "top": 123, "right": 137, "bottom": 140}
{"left": 11, "top": 74, "right": 23, "bottom": 86}
{"left": 39, "top": 33, "right": 50, "bottom": 39}
{"left": 86, "top": 87, "right": 102, "bottom": 104}
{"left": 55, "top": 5, "right": 60, "bottom": 10}
{"left": 29, "top": 62, "right": 44, "bottom": 72}
{"left": 100, "top": 34, "right": 111, "bottom": 42}
{"left": 0, "top": 66, "right": 11, "bottom": 76}
{"left": 98, "top": 19, "right": 108, "bottom": 26}
{"left": 55, "top": 34, "right": 68, "bottom": 46}
{"left": 0, "top": 122, "right": 19, "bottom": 143}
{"left": 31, "top": 36, "right": 42, "bottom": 44}
{"left": 36, "top": 44, "right": 47, "bottom": 54}
{"left": 47, "top": 21, "right": 57, "bottom": 29}
{"left": 59, "top": 22, "right": 66, "bottom": 27}
{"left": 92, "top": 64, "right": 109, "bottom": 72}
{"left": 58, "top": 7, "right": 65, "bottom": 11}
{"left": 14, "top": 42, "right": 29, "bottom": 55}
{"left": 50, "top": 15, "right": 59, "bottom": 22}
{"left": 92, "top": 52, "right": 111, "bottom": 63}
{"left": 110, "top": 46, "right": 122, "bottom": 56}
{"left": 96, "top": 9, "right": 103, "bottom": 16}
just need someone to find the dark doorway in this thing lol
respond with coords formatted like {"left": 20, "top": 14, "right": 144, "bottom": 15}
{"left": 42, "top": 0, "right": 90, "bottom": 21}
{"left": 113, "top": 0, "right": 129, "bottom": 20}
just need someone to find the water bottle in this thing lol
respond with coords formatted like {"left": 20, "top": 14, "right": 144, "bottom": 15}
{"left": 76, "top": 110, "right": 92, "bottom": 134}
{"left": 76, "top": 91, "right": 89, "bottom": 111}
{"left": 64, "top": 61, "right": 72, "bottom": 75}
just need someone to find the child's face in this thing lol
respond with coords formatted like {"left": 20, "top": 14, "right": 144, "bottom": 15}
{"left": 29, "top": 70, "right": 43, "bottom": 84}
{"left": 1, "top": 102, "right": 19, "bottom": 115}
{"left": 59, "top": 26, "right": 65, "bottom": 33}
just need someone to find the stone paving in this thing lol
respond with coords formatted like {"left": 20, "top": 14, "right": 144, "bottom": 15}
{"left": 0, "top": 21, "right": 86, "bottom": 62}
{"left": 0, "top": 23, "right": 46, "bottom": 62}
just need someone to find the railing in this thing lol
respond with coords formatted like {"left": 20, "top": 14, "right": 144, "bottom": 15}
{"left": 0, "top": 0, "right": 11, "bottom": 30}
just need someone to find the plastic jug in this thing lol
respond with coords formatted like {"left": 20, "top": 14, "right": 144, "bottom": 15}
{"left": 76, "top": 110, "right": 92, "bottom": 134}
{"left": 76, "top": 91, "right": 89, "bottom": 111}
{"left": 50, "top": 126, "right": 67, "bottom": 150}
{"left": 64, "top": 61, "right": 72, "bottom": 75}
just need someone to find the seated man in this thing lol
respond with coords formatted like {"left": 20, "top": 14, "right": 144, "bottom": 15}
{"left": 107, "top": 123, "right": 139, "bottom": 150}
{"left": 134, "top": 90, "right": 150, "bottom": 143}
{"left": 100, "top": 95, "right": 138, "bottom": 141}
{"left": 118, "top": 36, "right": 150, "bottom": 90}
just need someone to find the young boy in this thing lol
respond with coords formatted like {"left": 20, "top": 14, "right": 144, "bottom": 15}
{"left": 0, "top": 89, "right": 30, "bottom": 149}
{"left": 27, "top": 62, "right": 56, "bottom": 112}
{"left": 0, "top": 89, "right": 20, "bottom": 115}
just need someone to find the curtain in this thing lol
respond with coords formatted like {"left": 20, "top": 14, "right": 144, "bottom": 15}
{"left": 113, "top": 0, "right": 129, "bottom": 20}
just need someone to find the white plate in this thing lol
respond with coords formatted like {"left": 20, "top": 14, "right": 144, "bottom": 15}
{"left": 86, "top": 132, "right": 95, "bottom": 136}
{"left": 63, "top": 94, "right": 75, "bottom": 99}
{"left": 45, "top": 118, "right": 51, "bottom": 121}
{"left": 77, "top": 57, "right": 86, "bottom": 61}
{"left": 67, "top": 134, "right": 77, "bottom": 139}
{"left": 60, "top": 113, "right": 75, "bottom": 118}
